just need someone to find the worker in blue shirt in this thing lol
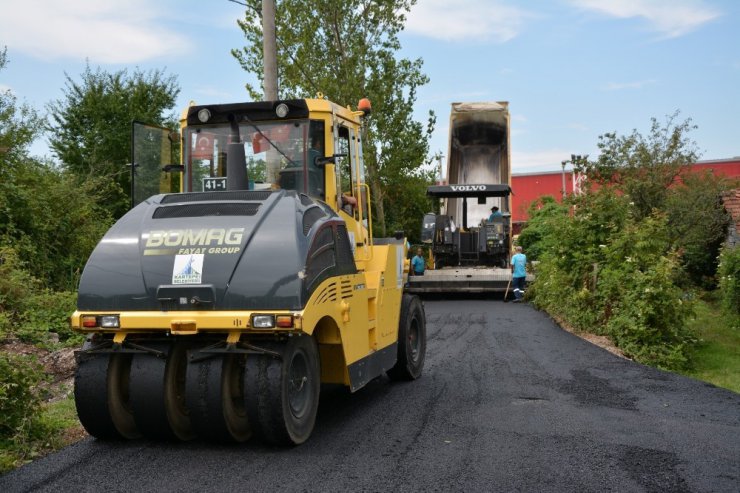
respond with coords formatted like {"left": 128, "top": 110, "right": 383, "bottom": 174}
{"left": 488, "top": 206, "right": 503, "bottom": 222}
{"left": 510, "top": 245, "right": 527, "bottom": 302}
{"left": 411, "top": 248, "right": 425, "bottom": 276}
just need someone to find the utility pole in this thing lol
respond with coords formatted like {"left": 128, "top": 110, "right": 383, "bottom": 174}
{"left": 262, "top": 0, "right": 278, "bottom": 100}
{"left": 561, "top": 160, "right": 568, "bottom": 200}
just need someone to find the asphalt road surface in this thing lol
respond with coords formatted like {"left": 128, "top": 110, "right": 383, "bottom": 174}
{"left": 3, "top": 298, "right": 739, "bottom": 492}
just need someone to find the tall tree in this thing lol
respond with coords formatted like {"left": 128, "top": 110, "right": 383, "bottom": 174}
{"left": 0, "top": 48, "right": 38, "bottom": 171}
{"left": 1, "top": 50, "right": 114, "bottom": 290}
{"left": 573, "top": 112, "right": 731, "bottom": 286}
{"left": 46, "top": 65, "right": 180, "bottom": 217}
{"left": 232, "top": 0, "right": 436, "bottom": 237}
{"left": 575, "top": 112, "right": 699, "bottom": 219}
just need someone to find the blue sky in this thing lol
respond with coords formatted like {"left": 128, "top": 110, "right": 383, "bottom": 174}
{"left": 0, "top": 0, "right": 737, "bottom": 173}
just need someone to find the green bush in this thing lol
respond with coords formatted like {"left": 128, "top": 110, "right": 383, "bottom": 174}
{"left": 600, "top": 255, "right": 694, "bottom": 370}
{"left": 18, "top": 290, "right": 81, "bottom": 346}
{"left": 0, "top": 246, "right": 40, "bottom": 314}
{"left": 664, "top": 172, "right": 732, "bottom": 288}
{"left": 0, "top": 246, "right": 82, "bottom": 346}
{"left": 0, "top": 312, "right": 12, "bottom": 342}
{"left": 517, "top": 196, "right": 569, "bottom": 261}
{"left": 529, "top": 193, "right": 695, "bottom": 370}
{"left": 717, "top": 245, "right": 740, "bottom": 324}
{"left": 0, "top": 352, "right": 45, "bottom": 440}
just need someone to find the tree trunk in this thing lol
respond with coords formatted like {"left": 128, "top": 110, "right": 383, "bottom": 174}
{"left": 363, "top": 143, "right": 386, "bottom": 237}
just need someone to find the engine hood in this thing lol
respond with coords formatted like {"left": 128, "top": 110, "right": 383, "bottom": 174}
{"left": 78, "top": 190, "right": 355, "bottom": 312}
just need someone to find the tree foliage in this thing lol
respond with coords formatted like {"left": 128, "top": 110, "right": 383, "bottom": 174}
{"left": 664, "top": 172, "right": 732, "bottom": 287}
{"left": 521, "top": 113, "right": 737, "bottom": 370}
{"left": 516, "top": 196, "right": 569, "bottom": 260}
{"left": 526, "top": 191, "right": 695, "bottom": 370}
{"left": 1, "top": 50, "right": 111, "bottom": 348}
{"left": 572, "top": 112, "right": 730, "bottom": 287}
{"left": 46, "top": 65, "right": 180, "bottom": 217}
{"left": 232, "top": 0, "right": 436, "bottom": 238}
{"left": 0, "top": 48, "right": 41, "bottom": 175}
{"left": 575, "top": 112, "right": 699, "bottom": 219}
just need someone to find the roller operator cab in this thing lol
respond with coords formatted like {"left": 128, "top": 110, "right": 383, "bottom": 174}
{"left": 71, "top": 98, "right": 427, "bottom": 445}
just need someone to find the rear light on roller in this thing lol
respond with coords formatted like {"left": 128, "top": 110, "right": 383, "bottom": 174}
{"left": 80, "top": 315, "right": 120, "bottom": 329}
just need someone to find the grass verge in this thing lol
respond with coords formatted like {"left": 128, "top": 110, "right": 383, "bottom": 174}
{"left": 0, "top": 394, "right": 83, "bottom": 474}
{"left": 682, "top": 296, "right": 740, "bottom": 393}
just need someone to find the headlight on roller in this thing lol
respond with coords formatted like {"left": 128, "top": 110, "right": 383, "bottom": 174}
{"left": 252, "top": 314, "right": 275, "bottom": 328}
{"left": 100, "top": 315, "right": 120, "bottom": 328}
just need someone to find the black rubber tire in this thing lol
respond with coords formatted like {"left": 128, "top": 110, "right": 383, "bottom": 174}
{"left": 130, "top": 342, "right": 194, "bottom": 441}
{"left": 388, "top": 294, "right": 427, "bottom": 381}
{"left": 244, "top": 336, "right": 320, "bottom": 445}
{"left": 74, "top": 353, "right": 140, "bottom": 440}
{"left": 185, "top": 354, "right": 251, "bottom": 443}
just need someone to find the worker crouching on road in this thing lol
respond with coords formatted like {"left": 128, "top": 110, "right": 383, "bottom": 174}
{"left": 411, "top": 248, "right": 425, "bottom": 276}
{"left": 510, "top": 246, "right": 527, "bottom": 302}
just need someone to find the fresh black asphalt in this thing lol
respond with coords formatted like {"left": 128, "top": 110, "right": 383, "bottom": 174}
{"left": 2, "top": 298, "right": 738, "bottom": 492}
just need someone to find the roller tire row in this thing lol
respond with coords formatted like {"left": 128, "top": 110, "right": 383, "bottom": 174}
{"left": 74, "top": 335, "right": 320, "bottom": 446}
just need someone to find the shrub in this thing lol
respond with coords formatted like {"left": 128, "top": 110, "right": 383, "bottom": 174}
{"left": 0, "top": 246, "right": 81, "bottom": 346}
{"left": 0, "top": 352, "right": 45, "bottom": 440}
{"left": 17, "top": 290, "right": 81, "bottom": 346}
{"left": 717, "top": 245, "right": 740, "bottom": 325}
{"left": 600, "top": 255, "right": 694, "bottom": 370}
{"left": 0, "top": 246, "right": 40, "bottom": 314}
{"left": 530, "top": 196, "right": 695, "bottom": 370}
{"left": 0, "top": 312, "right": 12, "bottom": 342}
{"left": 517, "top": 196, "right": 569, "bottom": 261}
{"left": 664, "top": 172, "right": 732, "bottom": 288}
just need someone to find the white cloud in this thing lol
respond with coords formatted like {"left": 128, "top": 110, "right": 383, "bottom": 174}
{"left": 0, "top": 0, "right": 191, "bottom": 64}
{"left": 570, "top": 0, "right": 720, "bottom": 38}
{"left": 406, "top": 0, "right": 532, "bottom": 42}
{"left": 602, "top": 79, "right": 657, "bottom": 91}
{"left": 512, "top": 148, "right": 575, "bottom": 172}
{"left": 194, "top": 86, "right": 235, "bottom": 100}
{"left": 568, "top": 122, "right": 590, "bottom": 131}
{"left": 0, "top": 84, "right": 13, "bottom": 94}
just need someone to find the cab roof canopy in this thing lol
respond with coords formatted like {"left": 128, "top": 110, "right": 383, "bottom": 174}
{"left": 426, "top": 184, "right": 511, "bottom": 198}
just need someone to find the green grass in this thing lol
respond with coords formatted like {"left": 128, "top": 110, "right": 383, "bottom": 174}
{"left": 0, "top": 394, "right": 81, "bottom": 474}
{"left": 682, "top": 296, "right": 740, "bottom": 394}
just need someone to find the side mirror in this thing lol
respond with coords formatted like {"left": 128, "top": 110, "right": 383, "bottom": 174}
{"left": 315, "top": 153, "right": 348, "bottom": 167}
{"left": 162, "top": 164, "right": 185, "bottom": 173}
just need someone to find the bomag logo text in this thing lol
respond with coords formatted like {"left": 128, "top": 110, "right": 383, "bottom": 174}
{"left": 145, "top": 228, "right": 245, "bottom": 248}
{"left": 450, "top": 185, "right": 487, "bottom": 192}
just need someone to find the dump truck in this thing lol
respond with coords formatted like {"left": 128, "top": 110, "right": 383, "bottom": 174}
{"left": 71, "top": 98, "right": 426, "bottom": 445}
{"left": 408, "top": 101, "right": 513, "bottom": 293}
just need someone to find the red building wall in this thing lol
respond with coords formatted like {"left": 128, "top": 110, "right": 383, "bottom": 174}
{"left": 511, "top": 171, "right": 571, "bottom": 224}
{"left": 511, "top": 158, "right": 740, "bottom": 228}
